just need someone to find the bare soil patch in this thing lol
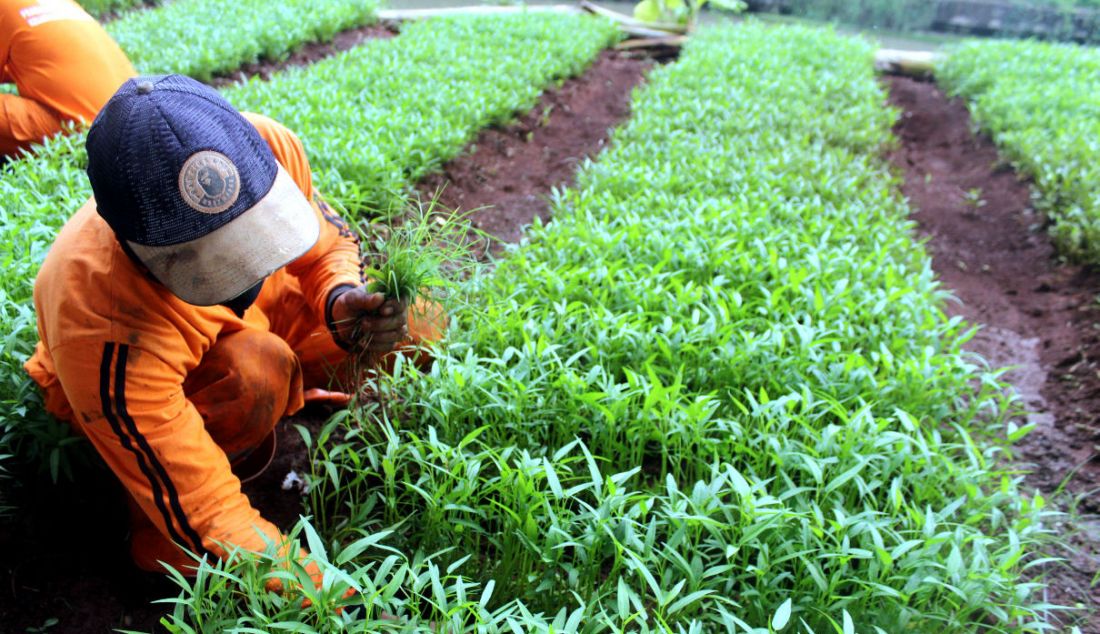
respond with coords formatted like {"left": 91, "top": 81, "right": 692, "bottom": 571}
{"left": 419, "top": 49, "right": 653, "bottom": 251}
{"left": 887, "top": 74, "right": 1100, "bottom": 629}
{"left": 0, "top": 49, "right": 653, "bottom": 634}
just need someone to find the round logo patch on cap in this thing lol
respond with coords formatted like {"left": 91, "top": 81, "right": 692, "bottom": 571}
{"left": 179, "top": 151, "right": 241, "bottom": 214}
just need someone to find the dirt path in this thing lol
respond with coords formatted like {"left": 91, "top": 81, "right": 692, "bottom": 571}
{"left": 887, "top": 75, "right": 1100, "bottom": 630}
{"left": 418, "top": 49, "right": 653, "bottom": 249}
{"left": 0, "top": 49, "right": 653, "bottom": 634}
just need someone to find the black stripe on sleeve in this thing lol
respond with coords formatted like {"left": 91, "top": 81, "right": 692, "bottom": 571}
{"left": 114, "top": 344, "right": 207, "bottom": 556}
{"left": 99, "top": 343, "right": 190, "bottom": 553}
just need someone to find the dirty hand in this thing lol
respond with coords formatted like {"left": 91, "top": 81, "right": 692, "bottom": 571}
{"left": 329, "top": 286, "right": 408, "bottom": 352}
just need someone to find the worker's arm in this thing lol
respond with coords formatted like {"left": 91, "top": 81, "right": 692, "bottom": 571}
{"left": 244, "top": 113, "right": 363, "bottom": 325}
{"left": 50, "top": 338, "right": 284, "bottom": 562}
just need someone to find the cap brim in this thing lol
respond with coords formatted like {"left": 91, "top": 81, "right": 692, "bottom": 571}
{"left": 128, "top": 165, "right": 321, "bottom": 306}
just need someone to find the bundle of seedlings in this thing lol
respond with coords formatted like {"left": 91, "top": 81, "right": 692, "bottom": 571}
{"left": 335, "top": 193, "right": 486, "bottom": 400}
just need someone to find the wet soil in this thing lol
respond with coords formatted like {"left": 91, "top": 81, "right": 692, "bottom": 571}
{"left": 0, "top": 48, "right": 653, "bottom": 634}
{"left": 207, "top": 23, "right": 397, "bottom": 89}
{"left": 887, "top": 75, "right": 1100, "bottom": 630}
{"left": 418, "top": 49, "right": 653, "bottom": 251}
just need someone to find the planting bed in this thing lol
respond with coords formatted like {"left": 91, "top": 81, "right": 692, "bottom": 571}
{"left": 0, "top": 16, "right": 649, "bottom": 633}
{"left": 888, "top": 74, "right": 1100, "bottom": 630}
{"left": 3, "top": 9, "right": 1099, "bottom": 634}
{"left": 106, "top": 0, "right": 381, "bottom": 81}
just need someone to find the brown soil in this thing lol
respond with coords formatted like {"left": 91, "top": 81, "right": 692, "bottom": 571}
{"left": 207, "top": 23, "right": 397, "bottom": 88}
{"left": 887, "top": 75, "right": 1100, "bottom": 630}
{"left": 418, "top": 50, "right": 654, "bottom": 250}
{"left": 0, "top": 49, "right": 653, "bottom": 634}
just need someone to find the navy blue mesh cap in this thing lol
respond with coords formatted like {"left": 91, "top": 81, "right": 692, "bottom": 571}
{"left": 86, "top": 75, "right": 319, "bottom": 306}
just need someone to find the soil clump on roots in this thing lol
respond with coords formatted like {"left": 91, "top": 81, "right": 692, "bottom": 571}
{"left": 887, "top": 74, "right": 1100, "bottom": 629}
{"left": 0, "top": 48, "right": 654, "bottom": 634}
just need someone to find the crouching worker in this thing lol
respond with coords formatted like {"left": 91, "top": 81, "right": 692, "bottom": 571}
{"left": 1, "top": 0, "right": 135, "bottom": 157}
{"left": 23, "top": 75, "right": 445, "bottom": 578}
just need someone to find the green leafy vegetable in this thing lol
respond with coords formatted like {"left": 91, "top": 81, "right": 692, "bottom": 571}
{"left": 939, "top": 39, "right": 1100, "bottom": 263}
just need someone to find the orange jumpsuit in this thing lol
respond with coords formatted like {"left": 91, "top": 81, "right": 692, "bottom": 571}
{"left": 25, "top": 114, "right": 444, "bottom": 573}
{"left": 0, "top": 0, "right": 135, "bottom": 156}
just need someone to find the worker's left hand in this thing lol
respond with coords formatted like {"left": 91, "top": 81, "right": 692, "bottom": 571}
{"left": 328, "top": 286, "right": 408, "bottom": 352}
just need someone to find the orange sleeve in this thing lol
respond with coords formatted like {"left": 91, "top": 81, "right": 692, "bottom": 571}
{"left": 244, "top": 113, "right": 363, "bottom": 322}
{"left": 50, "top": 339, "right": 281, "bottom": 560}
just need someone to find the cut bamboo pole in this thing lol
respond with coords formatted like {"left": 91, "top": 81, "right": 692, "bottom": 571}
{"left": 377, "top": 5, "right": 583, "bottom": 21}
{"left": 874, "top": 49, "right": 939, "bottom": 78}
{"left": 616, "top": 35, "right": 688, "bottom": 50}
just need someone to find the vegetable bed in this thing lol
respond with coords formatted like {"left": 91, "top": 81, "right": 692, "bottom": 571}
{"left": 938, "top": 39, "right": 1100, "bottom": 265}
{"left": 2, "top": 9, "right": 1087, "bottom": 632}
{"left": 158, "top": 23, "right": 1056, "bottom": 632}
{"left": 105, "top": 0, "right": 380, "bottom": 81}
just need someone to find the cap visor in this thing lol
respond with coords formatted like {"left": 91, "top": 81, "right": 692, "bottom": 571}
{"left": 128, "top": 165, "right": 321, "bottom": 306}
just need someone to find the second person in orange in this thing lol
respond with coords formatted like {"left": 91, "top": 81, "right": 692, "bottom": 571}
{"left": 0, "top": 0, "right": 135, "bottom": 157}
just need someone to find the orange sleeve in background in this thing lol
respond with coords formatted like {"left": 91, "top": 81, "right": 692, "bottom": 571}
{"left": 0, "top": 90, "right": 62, "bottom": 155}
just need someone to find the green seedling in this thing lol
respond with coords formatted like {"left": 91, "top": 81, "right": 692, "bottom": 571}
{"left": 360, "top": 194, "right": 480, "bottom": 305}
{"left": 963, "top": 187, "right": 987, "bottom": 211}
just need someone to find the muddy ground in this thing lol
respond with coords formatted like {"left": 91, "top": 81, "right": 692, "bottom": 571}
{"left": 888, "top": 75, "right": 1100, "bottom": 630}
{"left": 0, "top": 49, "right": 652, "bottom": 633}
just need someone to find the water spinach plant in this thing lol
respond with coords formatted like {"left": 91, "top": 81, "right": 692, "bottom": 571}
{"left": 161, "top": 22, "right": 1059, "bottom": 633}
{"left": 106, "top": 0, "right": 380, "bottom": 82}
{"left": 938, "top": 39, "right": 1100, "bottom": 265}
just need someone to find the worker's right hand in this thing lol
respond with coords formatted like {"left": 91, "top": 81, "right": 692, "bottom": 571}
{"left": 264, "top": 551, "right": 357, "bottom": 613}
{"left": 327, "top": 286, "right": 408, "bottom": 353}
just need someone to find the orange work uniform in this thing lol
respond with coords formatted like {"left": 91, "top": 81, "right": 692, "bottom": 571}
{"left": 25, "top": 114, "right": 443, "bottom": 572}
{"left": 0, "top": 0, "right": 135, "bottom": 156}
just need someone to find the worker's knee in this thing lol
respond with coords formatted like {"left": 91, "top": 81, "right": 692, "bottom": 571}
{"left": 0, "top": 94, "right": 64, "bottom": 156}
{"left": 185, "top": 329, "right": 302, "bottom": 457}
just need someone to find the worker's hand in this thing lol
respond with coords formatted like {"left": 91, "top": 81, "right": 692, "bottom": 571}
{"left": 328, "top": 286, "right": 408, "bottom": 353}
{"left": 264, "top": 552, "right": 357, "bottom": 613}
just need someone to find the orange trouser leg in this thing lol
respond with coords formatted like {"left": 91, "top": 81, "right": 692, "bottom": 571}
{"left": 0, "top": 93, "right": 64, "bottom": 158}
{"left": 130, "top": 328, "right": 303, "bottom": 574}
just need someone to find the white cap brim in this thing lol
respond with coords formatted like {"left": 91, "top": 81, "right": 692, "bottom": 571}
{"left": 128, "top": 165, "right": 321, "bottom": 306}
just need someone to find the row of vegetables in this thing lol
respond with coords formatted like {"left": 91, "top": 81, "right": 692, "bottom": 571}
{"left": 160, "top": 23, "right": 1058, "bottom": 632}
{"left": 4, "top": 0, "right": 1098, "bottom": 629}
{"left": 939, "top": 38, "right": 1100, "bottom": 266}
